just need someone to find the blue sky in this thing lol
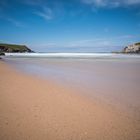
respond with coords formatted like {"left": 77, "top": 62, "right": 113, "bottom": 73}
{"left": 0, "top": 0, "right": 140, "bottom": 52}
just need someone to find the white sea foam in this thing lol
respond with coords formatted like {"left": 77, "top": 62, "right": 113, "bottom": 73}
{"left": 5, "top": 52, "right": 140, "bottom": 59}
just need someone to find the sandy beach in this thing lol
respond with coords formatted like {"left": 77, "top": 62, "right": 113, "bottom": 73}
{"left": 0, "top": 60, "right": 139, "bottom": 140}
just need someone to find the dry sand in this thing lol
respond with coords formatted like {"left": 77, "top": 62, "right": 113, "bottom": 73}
{"left": 0, "top": 61, "right": 139, "bottom": 140}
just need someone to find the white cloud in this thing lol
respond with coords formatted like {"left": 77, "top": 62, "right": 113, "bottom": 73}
{"left": 6, "top": 18, "right": 24, "bottom": 27}
{"left": 70, "top": 38, "right": 111, "bottom": 47}
{"left": 35, "top": 7, "right": 53, "bottom": 20}
{"left": 81, "top": 0, "right": 140, "bottom": 8}
{"left": 20, "top": 0, "right": 43, "bottom": 6}
{"left": 81, "top": 0, "right": 106, "bottom": 7}
{"left": 126, "top": 0, "right": 140, "bottom": 5}
{"left": 120, "top": 35, "right": 134, "bottom": 39}
{"left": 70, "top": 35, "right": 134, "bottom": 47}
{"left": 0, "top": 16, "right": 25, "bottom": 27}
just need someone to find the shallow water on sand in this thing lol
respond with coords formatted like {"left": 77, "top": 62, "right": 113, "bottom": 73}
{"left": 3, "top": 55, "right": 140, "bottom": 118}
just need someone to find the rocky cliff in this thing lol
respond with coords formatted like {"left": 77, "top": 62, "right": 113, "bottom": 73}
{"left": 122, "top": 42, "right": 140, "bottom": 54}
{"left": 0, "top": 43, "right": 33, "bottom": 53}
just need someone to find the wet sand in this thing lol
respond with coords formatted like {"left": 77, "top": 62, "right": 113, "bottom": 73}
{"left": 0, "top": 61, "right": 139, "bottom": 140}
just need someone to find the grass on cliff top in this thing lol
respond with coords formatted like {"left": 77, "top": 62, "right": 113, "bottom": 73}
{"left": 0, "top": 43, "right": 27, "bottom": 48}
{"left": 135, "top": 42, "right": 140, "bottom": 45}
{"left": 0, "top": 43, "right": 31, "bottom": 52}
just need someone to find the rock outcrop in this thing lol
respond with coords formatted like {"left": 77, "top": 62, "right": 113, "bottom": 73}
{"left": 0, "top": 52, "right": 5, "bottom": 59}
{"left": 0, "top": 43, "right": 34, "bottom": 53}
{"left": 122, "top": 42, "right": 140, "bottom": 54}
{"left": 0, "top": 52, "right": 5, "bottom": 55}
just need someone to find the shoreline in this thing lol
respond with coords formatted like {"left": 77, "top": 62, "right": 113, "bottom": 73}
{"left": 4, "top": 52, "right": 140, "bottom": 59}
{"left": 0, "top": 61, "right": 139, "bottom": 140}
